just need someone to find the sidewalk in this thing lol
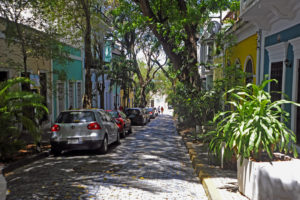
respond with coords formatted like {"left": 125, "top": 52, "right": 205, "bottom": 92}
{"left": 175, "top": 120, "right": 249, "bottom": 200}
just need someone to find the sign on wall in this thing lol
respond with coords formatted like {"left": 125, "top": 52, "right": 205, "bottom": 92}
{"left": 104, "top": 41, "right": 112, "bottom": 63}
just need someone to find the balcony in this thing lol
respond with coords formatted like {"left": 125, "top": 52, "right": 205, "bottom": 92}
{"left": 240, "top": 0, "right": 300, "bottom": 30}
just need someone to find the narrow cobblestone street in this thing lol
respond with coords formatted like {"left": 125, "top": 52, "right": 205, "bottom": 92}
{"left": 6, "top": 115, "right": 208, "bottom": 200}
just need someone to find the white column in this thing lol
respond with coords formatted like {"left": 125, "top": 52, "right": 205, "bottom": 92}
{"left": 289, "top": 37, "right": 300, "bottom": 134}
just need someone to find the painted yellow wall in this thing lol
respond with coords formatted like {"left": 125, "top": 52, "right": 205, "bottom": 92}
{"left": 227, "top": 34, "right": 257, "bottom": 83}
{"left": 120, "top": 89, "right": 135, "bottom": 108}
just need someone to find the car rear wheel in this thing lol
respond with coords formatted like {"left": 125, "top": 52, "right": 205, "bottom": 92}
{"left": 120, "top": 129, "right": 126, "bottom": 138}
{"left": 115, "top": 132, "right": 121, "bottom": 145}
{"left": 127, "top": 126, "right": 132, "bottom": 134}
{"left": 51, "top": 147, "right": 62, "bottom": 156}
{"left": 99, "top": 136, "right": 108, "bottom": 154}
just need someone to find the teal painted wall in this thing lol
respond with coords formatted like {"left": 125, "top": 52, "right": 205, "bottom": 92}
{"left": 264, "top": 24, "right": 300, "bottom": 128}
{"left": 52, "top": 45, "right": 83, "bottom": 121}
{"left": 64, "top": 45, "right": 81, "bottom": 57}
{"left": 265, "top": 24, "right": 300, "bottom": 47}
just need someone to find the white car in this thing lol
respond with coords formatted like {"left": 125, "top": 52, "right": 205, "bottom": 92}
{"left": 50, "top": 109, "right": 120, "bottom": 155}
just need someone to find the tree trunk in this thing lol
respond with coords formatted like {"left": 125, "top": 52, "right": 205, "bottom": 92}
{"left": 100, "top": 74, "right": 105, "bottom": 109}
{"left": 135, "top": 0, "right": 202, "bottom": 91}
{"left": 139, "top": 85, "right": 147, "bottom": 108}
{"left": 82, "top": 0, "right": 92, "bottom": 109}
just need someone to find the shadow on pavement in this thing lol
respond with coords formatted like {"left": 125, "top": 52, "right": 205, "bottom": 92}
{"left": 6, "top": 115, "right": 205, "bottom": 200}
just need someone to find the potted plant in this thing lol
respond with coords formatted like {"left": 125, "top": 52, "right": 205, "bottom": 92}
{"left": 208, "top": 78, "right": 300, "bottom": 200}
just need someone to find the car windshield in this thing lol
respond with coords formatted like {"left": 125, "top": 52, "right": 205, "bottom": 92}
{"left": 126, "top": 109, "right": 140, "bottom": 115}
{"left": 108, "top": 111, "right": 119, "bottom": 118}
{"left": 56, "top": 111, "right": 96, "bottom": 123}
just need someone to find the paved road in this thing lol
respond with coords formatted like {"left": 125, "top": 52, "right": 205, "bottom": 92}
{"left": 6, "top": 115, "right": 208, "bottom": 200}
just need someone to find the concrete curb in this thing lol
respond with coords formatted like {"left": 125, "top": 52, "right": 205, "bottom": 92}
{"left": 3, "top": 151, "right": 50, "bottom": 175}
{"left": 175, "top": 122, "right": 223, "bottom": 200}
{"left": 185, "top": 142, "right": 223, "bottom": 200}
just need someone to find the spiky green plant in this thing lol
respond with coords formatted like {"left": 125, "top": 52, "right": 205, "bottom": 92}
{"left": 0, "top": 77, "right": 48, "bottom": 160}
{"left": 208, "top": 79, "right": 299, "bottom": 162}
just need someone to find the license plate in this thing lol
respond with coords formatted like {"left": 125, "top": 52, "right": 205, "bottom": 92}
{"left": 68, "top": 138, "right": 79, "bottom": 144}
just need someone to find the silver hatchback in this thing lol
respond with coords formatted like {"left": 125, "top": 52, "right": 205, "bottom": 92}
{"left": 50, "top": 109, "right": 120, "bottom": 155}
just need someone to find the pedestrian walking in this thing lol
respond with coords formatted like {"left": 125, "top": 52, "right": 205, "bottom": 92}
{"left": 161, "top": 106, "right": 164, "bottom": 114}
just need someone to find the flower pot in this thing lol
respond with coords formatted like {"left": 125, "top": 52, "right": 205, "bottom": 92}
{"left": 237, "top": 157, "right": 300, "bottom": 200}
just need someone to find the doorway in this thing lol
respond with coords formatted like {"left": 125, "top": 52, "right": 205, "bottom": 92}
{"left": 0, "top": 71, "right": 8, "bottom": 82}
{"left": 270, "top": 61, "right": 283, "bottom": 102}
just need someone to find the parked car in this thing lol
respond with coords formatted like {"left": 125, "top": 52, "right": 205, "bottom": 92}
{"left": 50, "top": 109, "right": 120, "bottom": 156}
{"left": 153, "top": 107, "right": 158, "bottom": 116}
{"left": 146, "top": 107, "right": 156, "bottom": 119}
{"left": 125, "top": 108, "right": 147, "bottom": 126}
{"left": 106, "top": 110, "right": 132, "bottom": 138}
{"left": 143, "top": 108, "right": 151, "bottom": 122}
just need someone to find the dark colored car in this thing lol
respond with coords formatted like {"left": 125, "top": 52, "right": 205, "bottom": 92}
{"left": 143, "top": 108, "right": 151, "bottom": 122}
{"left": 125, "top": 108, "right": 147, "bottom": 126}
{"left": 146, "top": 107, "right": 156, "bottom": 119}
{"left": 106, "top": 110, "right": 132, "bottom": 138}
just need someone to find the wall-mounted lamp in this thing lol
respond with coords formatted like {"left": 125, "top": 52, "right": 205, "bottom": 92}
{"left": 284, "top": 58, "right": 292, "bottom": 68}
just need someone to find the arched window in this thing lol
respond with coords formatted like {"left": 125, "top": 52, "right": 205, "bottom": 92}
{"left": 235, "top": 59, "right": 241, "bottom": 68}
{"left": 245, "top": 57, "right": 253, "bottom": 84}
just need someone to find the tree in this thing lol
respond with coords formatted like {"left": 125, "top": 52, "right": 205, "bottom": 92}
{"left": 91, "top": 19, "right": 109, "bottom": 109}
{"left": 108, "top": 55, "right": 135, "bottom": 108}
{"left": 37, "top": 0, "right": 105, "bottom": 108}
{"left": 133, "top": 30, "right": 166, "bottom": 107}
{"left": 111, "top": 5, "right": 167, "bottom": 107}
{"left": 0, "top": 0, "right": 65, "bottom": 82}
{"left": 114, "top": 0, "right": 238, "bottom": 92}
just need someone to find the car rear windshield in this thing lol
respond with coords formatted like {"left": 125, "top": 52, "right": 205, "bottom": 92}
{"left": 56, "top": 111, "right": 96, "bottom": 123}
{"left": 108, "top": 111, "right": 119, "bottom": 118}
{"left": 126, "top": 109, "right": 140, "bottom": 115}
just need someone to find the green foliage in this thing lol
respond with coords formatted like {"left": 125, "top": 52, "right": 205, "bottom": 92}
{"left": 0, "top": 77, "right": 48, "bottom": 160}
{"left": 169, "top": 80, "right": 223, "bottom": 128}
{"left": 208, "top": 79, "right": 299, "bottom": 162}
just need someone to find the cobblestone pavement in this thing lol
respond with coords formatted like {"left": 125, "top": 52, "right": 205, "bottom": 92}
{"left": 6, "top": 115, "right": 208, "bottom": 200}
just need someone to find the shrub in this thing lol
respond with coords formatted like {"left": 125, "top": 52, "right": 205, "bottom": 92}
{"left": 208, "top": 79, "right": 299, "bottom": 162}
{"left": 0, "top": 77, "right": 48, "bottom": 160}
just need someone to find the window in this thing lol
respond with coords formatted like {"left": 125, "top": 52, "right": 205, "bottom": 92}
{"left": 57, "top": 82, "right": 65, "bottom": 114}
{"left": 245, "top": 58, "right": 253, "bottom": 84}
{"left": 77, "top": 82, "right": 82, "bottom": 109}
{"left": 56, "top": 111, "right": 95, "bottom": 123}
{"left": 69, "top": 82, "right": 74, "bottom": 109}
{"left": 235, "top": 59, "right": 241, "bottom": 68}
{"left": 270, "top": 62, "right": 283, "bottom": 102}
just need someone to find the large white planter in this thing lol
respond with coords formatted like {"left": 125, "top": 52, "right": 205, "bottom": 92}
{"left": 237, "top": 157, "right": 300, "bottom": 200}
{"left": 0, "top": 166, "right": 6, "bottom": 200}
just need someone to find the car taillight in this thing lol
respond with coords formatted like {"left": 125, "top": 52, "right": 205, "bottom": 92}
{"left": 51, "top": 124, "right": 60, "bottom": 132}
{"left": 149, "top": 112, "right": 152, "bottom": 114}
{"left": 87, "top": 122, "right": 101, "bottom": 130}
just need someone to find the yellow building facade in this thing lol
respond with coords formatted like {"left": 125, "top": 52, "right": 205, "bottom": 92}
{"left": 227, "top": 33, "right": 257, "bottom": 84}
{"left": 120, "top": 89, "right": 135, "bottom": 108}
